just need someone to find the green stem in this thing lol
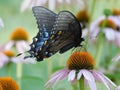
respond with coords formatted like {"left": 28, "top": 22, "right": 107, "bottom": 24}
{"left": 7, "top": 62, "right": 11, "bottom": 76}
{"left": 47, "top": 59, "right": 52, "bottom": 77}
{"left": 79, "top": 76, "right": 84, "bottom": 90}
{"left": 83, "top": 0, "right": 97, "bottom": 49}
{"left": 95, "top": 16, "right": 108, "bottom": 69}
{"left": 16, "top": 62, "right": 22, "bottom": 90}
{"left": 95, "top": 42, "right": 104, "bottom": 68}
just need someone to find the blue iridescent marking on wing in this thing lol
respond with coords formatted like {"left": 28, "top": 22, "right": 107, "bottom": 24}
{"left": 27, "top": 6, "right": 57, "bottom": 61}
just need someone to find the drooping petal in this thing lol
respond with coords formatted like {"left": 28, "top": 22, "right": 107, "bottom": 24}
{"left": 4, "top": 41, "right": 14, "bottom": 50}
{"left": 81, "top": 69, "right": 95, "bottom": 81}
{"left": 0, "top": 53, "right": 9, "bottom": 68}
{"left": 104, "top": 28, "right": 116, "bottom": 41}
{"left": 114, "top": 32, "right": 120, "bottom": 47}
{"left": 51, "top": 68, "right": 70, "bottom": 78}
{"left": 68, "top": 70, "right": 76, "bottom": 81}
{"left": 92, "top": 70, "right": 116, "bottom": 90}
{"left": 48, "top": 0, "right": 56, "bottom": 10}
{"left": 77, "top": 70, "right": 82, "bottom": 80}
{"left": 45, "top": 68, "right": 69, "bottom": 88}
{"left": 20, "top": 0, "right": 32, "bottom": 12}
{"left": 16, "top": 41, "right": 30, "bottom": 53}
{"left": 0, "top": 18, "right": 4, "bottom": 28}
{"left": 116, "top": 86, "right": 120, "bottom": 90}
{"left": 112, "top": 54, "right": 120, "bottom": 62}
{"left": 85, "top": 79, "right": 97, "bottom": 90}
{"left": 81, "top": 70, "right": 97, "bottom": 90}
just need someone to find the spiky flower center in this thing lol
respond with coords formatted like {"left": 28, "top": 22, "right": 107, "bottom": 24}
{"left": 0, "top": 77, "right": 19, "bottom": 90}
{"left": 76, "top": 10, "right": 89, "bottom": 22}
{"left": 99, "top": 19, "right": 118, "bottom": 30}
{"left": 10, "top": 27, "right": 29, "bottom": 41}
{"left": 3, "top": 50, "right": 15, "bottom": 57}
{"left": 112, "top": 9, "right": 120, "bottom": 16}
{"left": 66, "top": 52, "right": 95, "bottom": 70}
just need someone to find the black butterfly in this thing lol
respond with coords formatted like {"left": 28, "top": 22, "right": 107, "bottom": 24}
{"left": 23, "top": 6, "right": 84, "bottom": 61}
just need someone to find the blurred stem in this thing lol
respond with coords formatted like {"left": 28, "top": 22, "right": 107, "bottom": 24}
{"left": 7, "top": 62, "right": 11, "bottom": 76}
{"left": 83, "top": 0, "right": 97, "bottom": 48}
{"left": 47, "top": 59, "right": 52, "bottom": 77}
{"left": 95, "top": 16, "right": 108, "bottom": 69}
{"left": 16, "top": 62, "right": 22, "bottom": 90}
{"left": 79, "top": 76, "right": 84, "bottom": 90}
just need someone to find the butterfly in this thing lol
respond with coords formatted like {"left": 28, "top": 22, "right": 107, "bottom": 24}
{"left": 22, "top": 6, "right": 84, "bottom": 62}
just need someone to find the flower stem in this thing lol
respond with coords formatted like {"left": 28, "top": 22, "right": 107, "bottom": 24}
{"left": 79, "top": 76, "right": 84, "bottom": 90}
{"left": 83, "top": 0, "right": 97, "bottom": 49}
{"left": 47, "top": 59, "right": 52, "bottom": 77}
{"left": 16, "top": 62, "right": 22, "bottom": 90}
{"left": 95, "top": 16, "right": 108, "bottom": 69}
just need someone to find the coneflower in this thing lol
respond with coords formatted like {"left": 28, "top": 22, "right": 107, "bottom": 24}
{"left": 76, "top": 9, "right": 89, "bottom": 28}
{"left": 0, "top": 50, "right": 15, "bottom": 68}
{"left": 0, "top": 77, "right": 19, "bottom": 90}
{"left": 0, "top": 27, "right": 35, "bottom": 63}
{"left": 45, "top": 51, "right": 117, "bottom": 90}
{"left": 82, "top": 15, "right": 120, "bottom": 46}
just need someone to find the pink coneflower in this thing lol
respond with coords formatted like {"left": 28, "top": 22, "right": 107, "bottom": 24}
{"left": 45, "top": 51, "right": 117, "bottom": 90}
{"left": 6, "top": 27, "right": 29, "bottom": 53}
{"left": 1, "top": 27, "right": 35, "bottom": 63}
{"left": 82, "top": 15, "right": 120, "bottom": 46}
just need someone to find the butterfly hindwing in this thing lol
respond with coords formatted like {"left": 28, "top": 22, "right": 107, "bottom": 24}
{"left": 41, "top": 11, "right": 83, "bottom": 58}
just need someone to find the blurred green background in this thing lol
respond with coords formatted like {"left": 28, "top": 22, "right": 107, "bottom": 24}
{"left": 0, "top": 0, "right": 120, "bottom": 90}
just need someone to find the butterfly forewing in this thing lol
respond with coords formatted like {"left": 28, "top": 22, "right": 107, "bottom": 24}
{"left": 28, "top": 6, "right": 57, "bottom": 61}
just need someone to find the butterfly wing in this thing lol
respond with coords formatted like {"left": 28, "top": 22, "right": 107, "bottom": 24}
{"left": 40, "top": 11, "right": 84, "bottom": 58}
{"left": 27, "top": 6, "right": 57, "bottom": 61}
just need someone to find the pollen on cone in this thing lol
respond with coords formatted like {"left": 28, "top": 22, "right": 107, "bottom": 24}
{"left": 0, "top": 84, "right": 3, "bottom": 90}
{"left": 66, "top": 52, "right": 95, "bottom": 70}
{"left": 10, "top": 27, "right": 29, "bottom": 41}
{"left": 3, "top": 50, "right": 15, "bottom": 57}
{"left": 99, "top": 19, "right": 118, "bottom": 30}
{"left": 0, "top": 77, "right": 19, "bottom": 90}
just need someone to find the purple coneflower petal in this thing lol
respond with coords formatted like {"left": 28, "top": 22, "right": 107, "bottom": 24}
{"left": 116, "top": 86, "right": 120, "bottom": 90}
{"left": 81, "top": 70, "right": 97, "bottom": 90}
{"left": 114, "top": 32, "right": 120, "bottom": 47}
{"left": 51, "top": 68, "right": 69, "bottom": 78}
{"left": 85, "top": 79, "right": 97, "bottom": 90}
{"left": 16, "top": 41, "right": 30, "bottom": 53}
{"left": 77, "top": 70, "right": 82, "bottom": 80}
{"left": 0, "top": 53, "right": 9, "bottom": 68}
{"left": 0, "top": 18, "right": 4, "bottom": 28}
{"left": 45, "top": 69, "right": 69, "bottom": 88}
{"left": 48, "top": 0, "right": 56, "bottom": 10}
{"left": 81, "top": 69, "right": 95, "bottom": 81}
{"left": 92, "top": 70, "right": 116, "bottom": 90}
{"left": 20, "top": 0, "right": 32, "bottom": 12}
{"left": 68, "top": 70, "right": 76, "bottom": 81}
{"left": 104, "top": 28, "right": 116, "bottom": 41}
{"left": 4, "top": 41, "right": 14, "bottom": 50}
{"left": 112, "top": 54, "right": 120, "bottom": 62}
